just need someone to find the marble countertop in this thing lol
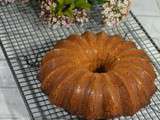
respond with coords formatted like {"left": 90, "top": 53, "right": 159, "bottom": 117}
{"left": 0, "top": 0, "right": 160, "bottom": 120}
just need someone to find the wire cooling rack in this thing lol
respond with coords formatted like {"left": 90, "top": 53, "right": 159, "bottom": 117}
{"left": 1, "top": 1, "right": 160, "bottom": 120}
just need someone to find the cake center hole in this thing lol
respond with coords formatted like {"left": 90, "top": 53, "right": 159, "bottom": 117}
{"left": 93, "top": 65, "right": 107, "bottom": 73}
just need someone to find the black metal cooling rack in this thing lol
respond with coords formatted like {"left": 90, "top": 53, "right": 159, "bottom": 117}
{"left": 1, "top": 1, "right": 160, "bottom": 120}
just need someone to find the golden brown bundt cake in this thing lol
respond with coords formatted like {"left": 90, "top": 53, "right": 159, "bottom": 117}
{"left": 38, "top": 31, "right": 157, "bottom": 119}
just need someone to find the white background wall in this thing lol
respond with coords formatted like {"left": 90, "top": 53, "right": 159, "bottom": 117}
{"left": 132, "top": 0, "right": 160, "bottom": 46}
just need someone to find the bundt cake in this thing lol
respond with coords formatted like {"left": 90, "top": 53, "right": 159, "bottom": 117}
{"left": 38, "top": 31, "right": 157, "bottom": 119}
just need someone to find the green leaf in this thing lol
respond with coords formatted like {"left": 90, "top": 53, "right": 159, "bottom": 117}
{"left": 54, "top": 0, "right": 92, "bottom": 17}
{"left": 50, "top": 3, "right": 55, "bottom": 15}
{"left": 57, "top": 10, "right": 63, "bottom": 16}
{"left": 64, "top": 0, "right": 73, "bottom": 4}
{"left": 57, "top": 0, "right": 64, "bottom": 5}
{"left": 96, "top": 0, "right": 107, "bottom": 4}
{"left": 56, "top": 3, "right": 64, "bottom": 16}
{"left": 75, "top": 0, "right": 91, "bottom": 10}
{"left": 64, "top": 9, "right": 73, "bottom": 17}
{"left": 64, "top": 4, "right": 74, "bottom": 17}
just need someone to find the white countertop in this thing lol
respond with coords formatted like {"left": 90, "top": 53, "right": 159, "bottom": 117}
{"left": 0, "top": 0, "right": 160, "bottom": 119}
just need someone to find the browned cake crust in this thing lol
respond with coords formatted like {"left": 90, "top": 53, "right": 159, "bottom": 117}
{"left": 38, "top": 31, "right": 157, "bottom": 120}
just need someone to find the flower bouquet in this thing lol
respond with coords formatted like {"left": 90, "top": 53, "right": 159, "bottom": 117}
{"left": 0, "top": 0, "right": 131, "bottom": 27}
